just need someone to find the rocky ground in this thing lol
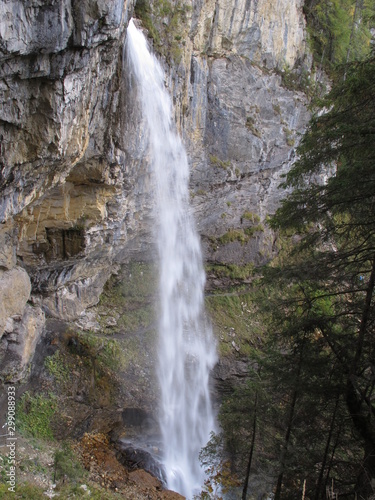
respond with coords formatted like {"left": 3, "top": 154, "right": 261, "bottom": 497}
{"left": 2, "top": 432, "right": 183, "bottom": 499}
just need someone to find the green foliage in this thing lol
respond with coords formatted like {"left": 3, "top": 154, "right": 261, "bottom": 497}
{"left": 0, "top": 483, "right": 45, "bottom": 499}
{"left": 44, "top": 351, "right": 70, "bottom": 385}
{"left": 274, "top": 55, "right": 375, "bottom": 219}
{"left": 245, "top": 116, "right": 261, "bottom": 138}
{"left": 218, "top": 229, "right": 247, "bottom": 245}
{"left": 255, "top": 269, "right": 364, "bottom": 497}
{"left": 244, "top": 225, "right": 264, "bottom": 238}
{"left": 18, "top": 457, "right": 48, "bottom": 475}
{"left": 212, "top": 214, "right": 264, "bottom": 249}
{"left": 206, "top": 263, "right": 254, "bottom": 280}
{"left": 102, "top": 261, "right": 155, "bottom": 302}
{"left": 242, "top": 212, "right": 260, "bottom": 223}
{"left": 134, "top": 0, "right": 191, "bottom": 63}
{"left": 118, "top": 308, "right": 153, "bottom": 332}
{"left": 217, "top": 224, "right": 263, "bottom": 246}
{"left": 53, "top": 443, "right": 85, "bottom": 483}
{"left": 283, "top": 127, "right": 295, "bottom": 147}
{"left": 277, "top": 63, "right": 315, "bottom": 95}
{"left": 209, "top": 155, "right": 231, "bottom": 170}
{"left": 205, "top": 290, "right": 263, "bottom": 356}
{"left": 196, "top": 189, "right": 207, "bottom": 196}
{"left": 199, "top": 372, "right": 278, "bottom": 498}
{"left": 17, "top": 392, "right": 57, "bottom": 440}
{"left": 76, "top": 331, "right": 124, "bottom": 372}
{"left": 304, "top": 0, "right": 375, "bottom": 73}
{"left": 0, "top": 454, "right": 13, "bottom": 485}
{"left": 208, "top": 54, "right": 375, "bottom": 499}
{"left": 272, "top": 102, "right": 281, "bottom": 115}
{"left": 134, "top": 0, "right": 161, "bottom": 46}
{"left": 262, "top": 54, "right": 375, "bottom": 497}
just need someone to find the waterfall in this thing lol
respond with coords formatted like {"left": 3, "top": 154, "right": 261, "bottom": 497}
{"left": 126, "top": 19, "right": 217, "bottom": 499}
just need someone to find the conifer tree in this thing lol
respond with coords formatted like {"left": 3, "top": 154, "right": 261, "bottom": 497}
{"left": 304, "top": 0, "right": 374, "bottom": 71}
{"left": 267, "top": 54, "right": 375, "bottom": 497}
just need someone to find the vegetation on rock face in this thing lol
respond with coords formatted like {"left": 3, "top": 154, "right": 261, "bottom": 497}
{"left": 206, "top": 262, "right": 255, "bottom": 281}
{"left": 53, "top": 443, "right": 85, "bottom": 483}
{"left": 16, "top": 392, "right": 57, "bottom": 440}
{"left": 304, "top": 0, "right": 375, "bottom": 73}
{"left": 245, "top": 116, "right": 261, "bottom": 138}
{"left": 215, "top": 225, "right": 264, "bottom": 247}
{"left": 0, "top": 441, "right": 138, "bottom": 500}
{"left": 134, "top": 0, "right": 191, "bottom": 63}
{"left": 276, "top": 0, "right": 374, "bottom": 97}
{"left": 209, "top": 155, "right": 231, "bottom": 170}
{"left": 207, "top": 212, "right": 265, "bottom": 254}
{"left": 205, "top": 290, "right": 263, "bottom": 357}
{"left": 44, "top": 351, "right": 70, "bottom": 386}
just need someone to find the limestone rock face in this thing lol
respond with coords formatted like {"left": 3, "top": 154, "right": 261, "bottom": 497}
{"left": 1, "top": 0, "right": 134, "bottom": 220}
{"left": 0, "top": 0, "right": 153, "bottom": 323}
{"left": 0, "top": 267, "right": 31, "bottom": 337}
{"left": 188, "top": 56, "right": 308, "bottom": 264}
{"left": 189, "top": 0, "right": 306, "bottom": 67}
{"left": 0, "top": 304, "right": 45, "bottom": 382}
{"left": 154, "top": 0, "right": 310, "bottom": 264}
{"left": 0, "top": 0, "right": 310, "bottom": 378}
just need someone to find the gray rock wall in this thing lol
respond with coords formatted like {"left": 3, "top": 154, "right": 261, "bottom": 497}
{"left": 159, "top": 0, "right": 310, "bottom": 264}
{"left": 0, "top": 0, "right": 143, "bottom": 379}
{"left": 0, "top": 0, "right": 311, "bottom": 379}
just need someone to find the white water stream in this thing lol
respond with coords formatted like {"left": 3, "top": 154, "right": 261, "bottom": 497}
{"left": 127, "top": 19, "right": 217, "bottom": 499}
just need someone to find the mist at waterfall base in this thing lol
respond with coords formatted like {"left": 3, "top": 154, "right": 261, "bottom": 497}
{"left": 126, "top": 19, "right": 218, "bottom": 498}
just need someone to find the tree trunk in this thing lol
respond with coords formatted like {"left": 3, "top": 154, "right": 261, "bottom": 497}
{"left": 274, "top": 347, "right": 303, "bottom": 500}
{"left": 346, "top": 256, "right": 375, "bottom": 497}
{"left": 347, "top": 379, "right": 375, "bottom": 498}
{"left": 242, "top": 392, "right": 258, "bottom": 500}
{"left": 324, "top": 420, "right": 342, "bottom": 496}
{"left": 315, "top": 394, "right": 340, "bottom": 500}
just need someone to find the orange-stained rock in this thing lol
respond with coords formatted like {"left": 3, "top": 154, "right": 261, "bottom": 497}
{"left": 129, "top": 469, "right": 185, "bottom": 499}
{"left": 129, "top": 469, "right": 162, "bottom": 490}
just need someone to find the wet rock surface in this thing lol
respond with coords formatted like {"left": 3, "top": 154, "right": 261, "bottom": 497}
{"left": 0, "top": 304, "right": 45, "bottom": 382}
{"left": 213, "top": 356, "right": 253, "bottom": 396}
{"left": 0, "top": 267, "right": 32, "bottom": 337}
{"left": 116, "top": 441, "right": 167, "bottom": 486}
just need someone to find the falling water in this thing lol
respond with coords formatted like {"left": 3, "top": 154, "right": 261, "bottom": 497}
{"left": 126, "top": 19, "right": 217, "bottom": 498}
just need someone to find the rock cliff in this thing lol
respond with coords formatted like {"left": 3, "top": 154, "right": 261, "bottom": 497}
{"left": 155, "top": 0, "right": 311, "bottom": 265}
{"left": 0, "top": 0, "right": 310, "bottom": 380}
